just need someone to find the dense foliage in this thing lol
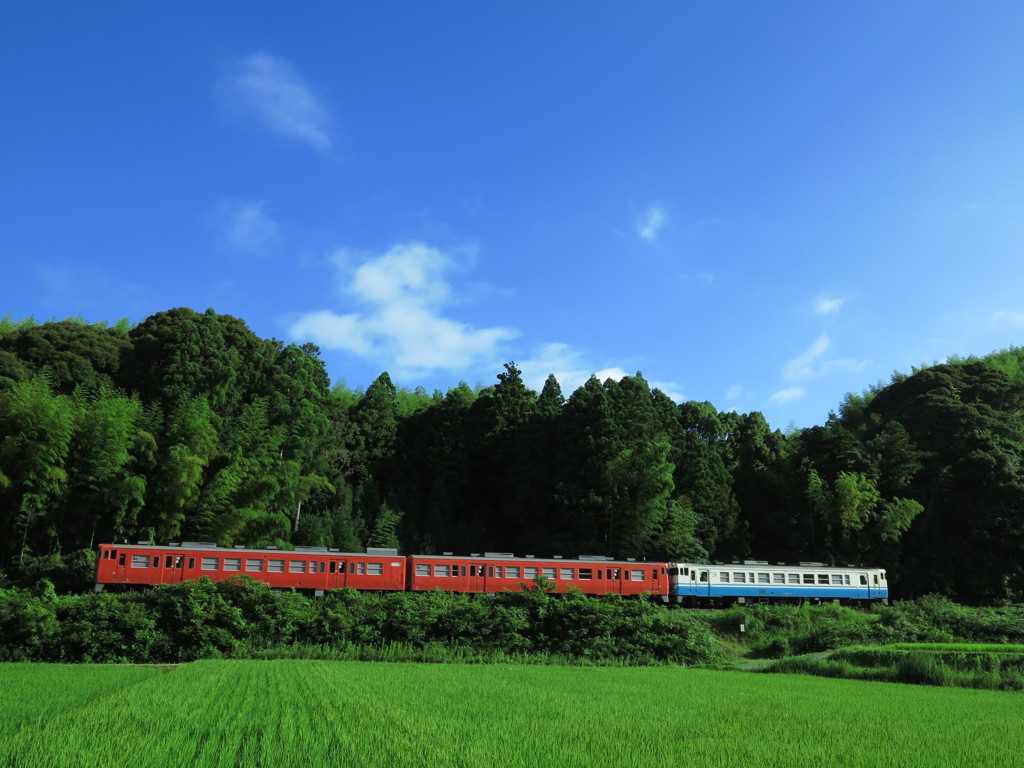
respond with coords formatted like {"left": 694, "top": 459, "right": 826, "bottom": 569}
{"left": 0, "top": 578, "right": 714, "bottom": 665}
{"left": 3, "top": 309, "right": 1024, "bottom": 602}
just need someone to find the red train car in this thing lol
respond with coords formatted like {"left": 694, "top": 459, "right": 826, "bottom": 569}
{"left": 94, "top": 543, "right": 407, "bottom": 594}
{"left": 407, "top": 553, "right": 669, "bottom": 598}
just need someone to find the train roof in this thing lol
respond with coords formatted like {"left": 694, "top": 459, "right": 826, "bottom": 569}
{"left": 100, "top": 542, "right": 401, "bottom": 558}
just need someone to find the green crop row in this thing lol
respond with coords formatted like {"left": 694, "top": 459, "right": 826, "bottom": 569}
{"left": 3, "top": 661, "right": 1024, "bottom": 767}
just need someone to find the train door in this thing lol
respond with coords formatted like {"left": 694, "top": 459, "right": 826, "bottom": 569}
{"left": 608, "top": 567, "right": 622, "bottom": 595}
{"left": 329, "top": 559, "right": 347, "bottom": 589}
{"left": 166, "top": 553, "right": 187, "bottom": 584}
{"left": 868, "top": 571, "right": 882, "bottom": 599}
{"left": 113, "top": 549, "right": 128, "bottom": 583}
{"left": 468, "top": 563, "right": 486, "bottom": 593}
{"left": 698, "top": 568, "right": 710, "bottom": 597}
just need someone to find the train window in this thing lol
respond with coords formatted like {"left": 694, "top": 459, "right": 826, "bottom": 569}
{"left": 720, "top": 572, "right": 730, "bottom": 583}
{"left": 201, "top": 557, "right": 219, "bottom": 571}
{"left": 802, "top": 574, "right": 814, "bottom": 584}
{"left": 225, "top": 558, "right": 241, "bottom": 572}
{"left": 817, "top": 574, "right": 829, "bottom": 584}
{"left": 844, "top": 575, "right": 851, "bottom": 585}
{"left": 597, "top": 570, "right": 604, "bottom": 579}
{"left": 329, "top": 561, "right": 336, "bottom": 574}
{"left": 668, "top": 567, "right": 678, "bottom": 576}
{"left": 349, "top": 562, "right": 356, "bottom": 574}
{"left": 578, "top": 569, "right": 593, "bottom": 580}
{"left": 699, "top": 571, "right": 708, "bottom": 582}
{"left": 525, "top": 567, "right": 538, "bottom": 579}
{"left": 611, "top": 568, "right": 621, "bottom": 579}
{"left": 772, "top": 573, "right": 785, "bottom": 584}
{"left": 560, "top": 568, "right": 574, "bottom": 579}
{"left": 246, "top": 559, "right": 264, "bottom": 573}
{"left": 881, "top": 572, "right": 887, "bottom": 582}
{"left": 152, "top": 556, "right": 160, "bottom": 568}
{"left": 543, "top": 568, "right": 556, "bottom": 579}
{"left": 268, "top": 559, "right": 284, "bottom": 573}
{"left": 320, "top": 562, "right": 327, "bottom": 574}
{"left": 873, "top": 574, "right": 878, "bottom": 585}
{"left": 488, "top": 567, "right": 494, "bottom": 577}
{"left": 788, "top": 574, "right": 800, "bottom": 584}
{"left": 118, "top": 553, "right": 126, "bottom": 566}
{"left": 175, "top": 556, "right": 183, "bottom": 568}
{"left": 188, "top": 557, "right": 195, "bottom": 569}
{"left": 132, "top": 555, "right": 149, "bottom": 568}
{"left": 624, "top": 570, "right": 631, "bottom": 581}
{"left": 416, "top": 564, "right": 430, "bottom": 576}
{"left": 289, "top": 560, "right": 307, "bottom": 574}
{"left": 831, "top": 575, "right": 844, "bottom": 585}
{"left": 470, "top": 565, "right": 477, "bottom": 577}
{"left": 734, "top": 573, "right": 746, "bottom": 583}
{"left": 358, "top": 562, "right": 366, "bottom": 575}
{"left": 165, "top": 555, "right": 173, "bottom": 568}
{"left": 434, "top": 564, "right": 450, "bottom": 577}
{"left": 860, "top": 575, "right": 867, "bottom": 585}
{"left": 630, "top": 570, "right": 644, "bottom": 582}
{"left": 757, "top": 573, "right": 770, "bottom": 583}
{"left": 507, "top": 567, "right": 520, "bottom": 578}
{"left": 367, "top": 563, "right": 383, "bottom": 575}
{"left": 495, "top": 566, "right": 503, "bottom": 578}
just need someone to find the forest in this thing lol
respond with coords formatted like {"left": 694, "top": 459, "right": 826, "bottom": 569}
{"left": 1, "top": 307, "right": 1023, "bottom": 604}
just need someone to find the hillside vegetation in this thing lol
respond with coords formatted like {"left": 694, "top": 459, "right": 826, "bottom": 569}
{"left": 3, "top": 309, "right": 1024, "bottom": 602}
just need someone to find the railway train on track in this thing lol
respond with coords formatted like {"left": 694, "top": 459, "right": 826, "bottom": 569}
{"left": 95, "top": 542, "right": 889, "bottom": 604}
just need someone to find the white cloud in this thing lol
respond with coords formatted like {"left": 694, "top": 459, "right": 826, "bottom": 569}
{"left": 289, "top": 242, "right": 518, "bottom": 377}
{"left": 638, "top": 203, "right": 666, "bottom": 242}
{"left": 992, "top": 310, "right": 1024, "bottom": 328}
{"left": 651, "top": 381, "right": 686, "bottom": 402}
{"left": 815, "top": 296, "right": 845, "bottom": 314}
{"left": 725, "top": 384, "right": 743, "bottom": 400}
{"left": 219, "top": 52, "right": 333, "bottom": 152}
{"left": 516, "top": 344, "right": 685, "bottom": 400}
{"left": 783, "top": 334, "right": 832, "bottom": 380}
{"left": 782, "top": 333, "right": 868, "bottom": 382}
{"left": 771, "top": 387, "right": 806, "bottom": 404}
{"left": 219, "top": 200, "right": 277, "bottom": 253}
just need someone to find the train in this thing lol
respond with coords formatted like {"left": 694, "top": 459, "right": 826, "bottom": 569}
{"left": 95, "top": 542, "right": 889, "bottom": 604}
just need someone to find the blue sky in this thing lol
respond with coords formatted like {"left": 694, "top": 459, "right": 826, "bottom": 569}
{"left": 4, "top": 3, "right": 1024, "bottom": 429}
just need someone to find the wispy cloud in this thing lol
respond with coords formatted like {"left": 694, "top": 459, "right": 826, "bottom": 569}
{"left": 725, "top": 384, "right": 743, "bottom": 400}
{"left": 781, "top": 334, "right": 868, "bottom": 382}
{"left": 772, "top": 387, "right": 806, "bottom": 404}
{"left": 783, "top": 334, "right": 832, "bottom": 380}
{"left": 815, "top": 296, "right": 845, "bottom": 314}
{"left": 219, "top": 52, "right": 333, "bottom": 153}
{"left": 992, "top": 310, "right": 1024, "bottom": 328}
{"left": 638, "top": 203, "right": 666, "bottom": 242}
{"left": 218, "top": 199, "right": 278, "bottom": 253}
{"left": 289, "top": 242, "right": 517, "bottom": 377}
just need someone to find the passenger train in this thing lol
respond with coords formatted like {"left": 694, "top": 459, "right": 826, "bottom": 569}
{"left": 94, "top": 542, "right": 888, "bottom": 604}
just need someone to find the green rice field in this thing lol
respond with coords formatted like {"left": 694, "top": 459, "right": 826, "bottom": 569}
{"left": 2, "top": 660, "right": 1023, "bottom": 768}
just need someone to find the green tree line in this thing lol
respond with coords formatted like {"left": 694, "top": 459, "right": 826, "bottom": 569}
{"left": 3, "top": 308, "right": 1024, "bottom": 603}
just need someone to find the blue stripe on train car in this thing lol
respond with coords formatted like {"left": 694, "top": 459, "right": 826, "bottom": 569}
{"left": 671, "top": 585, "right": 882, "bottom": 599}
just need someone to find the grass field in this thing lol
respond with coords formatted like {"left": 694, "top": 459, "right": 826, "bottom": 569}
{"left": 3, "top": 660, "right": 1023, "bottom": 768}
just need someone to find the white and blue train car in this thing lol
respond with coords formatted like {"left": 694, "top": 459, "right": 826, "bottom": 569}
{"left": 668, "top": 561, "right": 888, "bottom": 604}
